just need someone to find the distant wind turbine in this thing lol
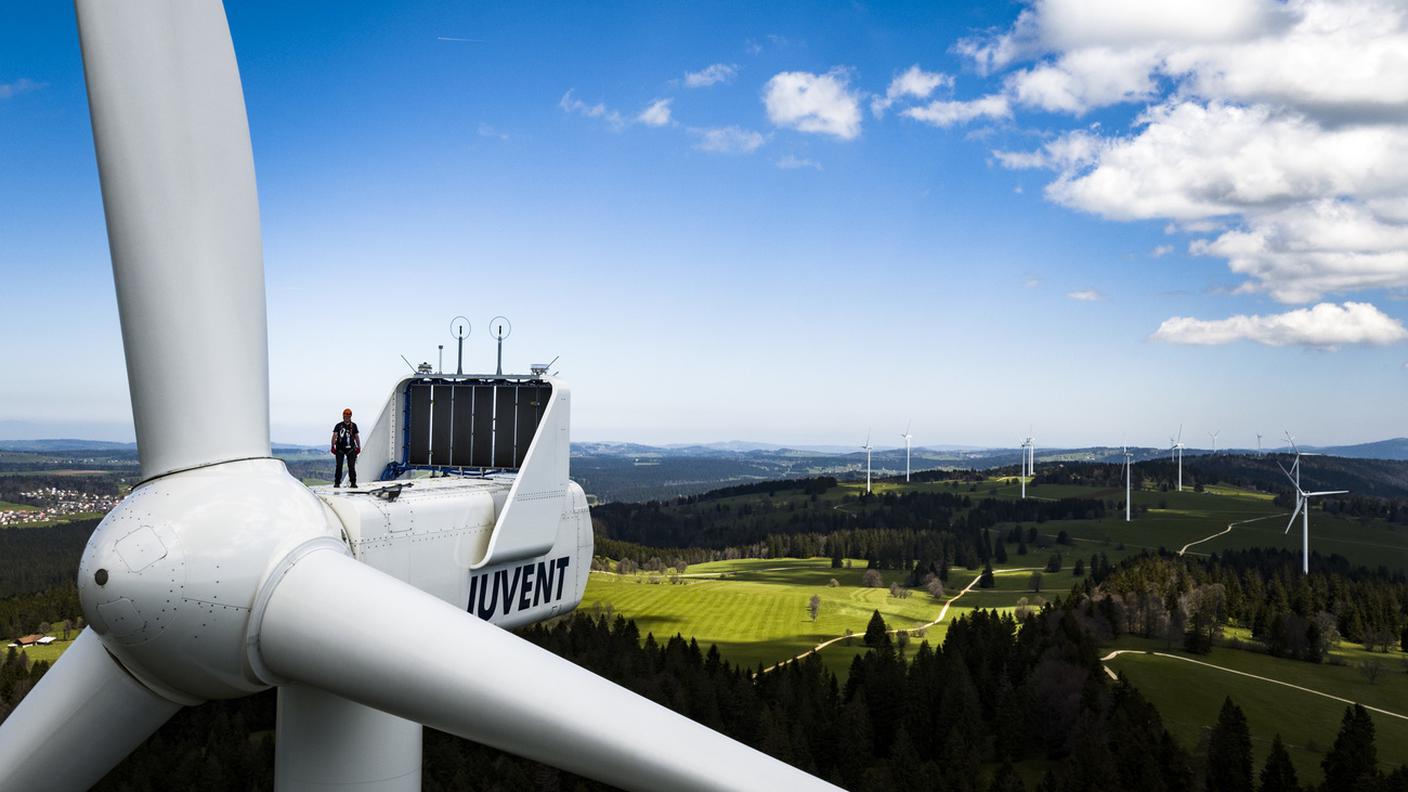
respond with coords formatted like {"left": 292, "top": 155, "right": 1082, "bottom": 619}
{"left": 1257, "top": 433, "right": 1264, "bottom": 456}
{"left": 862, "top": 431, "right": 873, "bottom": 494}
{"left": 1209, "top": 429, "right": 1220, "bottom": 455}
{"left": 1019, "top": 434, "right": 1034, "bottom": 499}
{"left": 1169, "top": 425, "right": 1185, "bottom": 492}
{"left": 900, "top": 421, "right": 913, "bottom": 483}
{"left": 1122, "top": 445, "right": 1134, "bottom": 523}
{"left": 1278, "top": 431, "right": 1347, "bottom": 574}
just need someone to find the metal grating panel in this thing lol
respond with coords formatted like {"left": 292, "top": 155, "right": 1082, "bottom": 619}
{"left": 492, "top": 385, "right": 517, "bottom": 468}
{"left": 514, "top": 385, "right": 548, "bottom": 466}
{"left": 406, "top": 383, "right": 432, "bottom": 465}
{"left": 470, "top": 385, "right": 494, "bottom": 467}
{"left": 430, "top": 384, "right": 453, "bottom": 466}
{"left": 450, "top": 385, "right": 475, "bottom": 467}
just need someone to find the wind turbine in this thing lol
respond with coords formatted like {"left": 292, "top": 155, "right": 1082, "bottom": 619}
{"left": 1277, "top": 432, "right": 1347, "bottom": 575}
{"left": 1257, "top": 433, "right": 1264, "bottom": 456}
{"left": 1169, "top": 425, "right": 1185, "bottom": 492}
{"left": 1208, "top": 429, "right": 1220, "bottom": 455}
{"left": 900, "top": 421, "right": 913, "bottom": 483}
{"left": 1121, "top": 445, "right": 1134, "bottom": 522}
{"left": 862, "top": 430, "right": 874, "bottom": 494}
{"left": 0, "top": 5, "right": 838, "bottom": 791}
{"left": 1018, "top": 435, "right": 1033, "bottom": 498}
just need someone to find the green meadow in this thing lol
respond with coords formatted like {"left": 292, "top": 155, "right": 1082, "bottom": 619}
{"left": 1104, "top": 637, "right": 1408, "bottom": 784}
{"left": 582, "top": 557, "right": 1060, "bottom": 677}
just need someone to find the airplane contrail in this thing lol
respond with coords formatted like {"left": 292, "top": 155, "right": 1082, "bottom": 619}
{"left": 437, "top": 36, "right": 484, "bottom": 42}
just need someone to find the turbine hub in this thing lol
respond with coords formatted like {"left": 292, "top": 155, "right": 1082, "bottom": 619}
{"left": 79, "top": 459, "right": 344, "bottom": 701}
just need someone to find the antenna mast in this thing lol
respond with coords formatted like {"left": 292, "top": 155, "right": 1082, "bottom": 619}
{"left": 450, "top": 316, "right": 471, "bottom": 376}
{"left": 490, "top": 315, "right": 512, "bottom": 376}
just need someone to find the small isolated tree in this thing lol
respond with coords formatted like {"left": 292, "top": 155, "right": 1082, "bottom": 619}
{"left": 979, "top": 564, "right": 996, "bottom": 588}
{"left": 1073, "top": 558, "right": 1086, "bottom": 577}
{"left": 1017, "top": 542, "right": 1029, "bottom": 556}
{"left": 896, "top": 629, "right": 910, "bottom": 656}
{"left": 831, "top": 549, "right": 843, "bottom": 568}
{"left": 1014, "top": 597, "right": 1032, "bottom": 619}
{"left": 1028, "top": 571, "right": 1043, "bottom": 593}
{"left": 863, "top": 568, "right": 884, "bottom": 588}
{"left": 828, "top": 578, "right": 840, "bottom": 588}
{"left": 925, "top": 575, "right": 945, "bottom": 600}
{"left": 807, "top": 594, "right": 821, "bottom": 622}
{"left": 1045, "top": 553, "right": 1062, "bottom": 573}
{"left": 864, "top": 610, "right": 890, "bottom": 647}
{"left": 1360, "top": 659, "right": 1385, "bottom": 685}
{"left": 843, "top": 628, "right": 855, "bottom": 646}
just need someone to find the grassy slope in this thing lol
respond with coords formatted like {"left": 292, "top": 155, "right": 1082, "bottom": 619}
{"left": 1105, "top": 637, "right": 1408, "bottom": 784}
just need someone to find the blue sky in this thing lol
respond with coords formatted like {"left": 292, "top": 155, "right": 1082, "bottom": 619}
{"left": 2, "top": 1, "right": 1406, "bottom": 449}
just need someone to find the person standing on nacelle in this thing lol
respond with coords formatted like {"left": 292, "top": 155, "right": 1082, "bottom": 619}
{"left": 331, "top": 407, "right": 360, "bottom": 488}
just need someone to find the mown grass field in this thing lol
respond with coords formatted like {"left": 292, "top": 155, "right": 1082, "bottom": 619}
{"left": 1104, "top": 636, "right": 1408, "bottom": 785}
{"left": 582, "top": 557, "right": 1061, "bottom": 677}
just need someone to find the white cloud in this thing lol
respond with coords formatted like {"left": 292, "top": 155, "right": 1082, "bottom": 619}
{"left": 1151, "top": 301, "right": 1408, "bottom": 348}
{"left": 872, "top": 65, "right": 951, "bottom": 117}
{"left": 1004, "top": 48, "right": 1160, "bottom": 114}
{"left": 775, "top": 154, "right": 821, "bottom": 170}
{"left": 636, "top": 98, "right": 673, "bottom": 127}
{"left": 903, "top": 95, "right": 1011, "bottom": 128}
{"left": 1151, "top": 245, "right": 1173, "bottom": 258}
{"left": 763, "top": 70, "right": 863, "bottom": 140}
{"left": 477, "top": 122, "right": 509, "bottom": 141}
{"left": 692, "top": 126, "right": 767, "bottom": 154}
{"left": 684, "top": 64, "right": 737, "bottom": 88}
{"left": 0, "top": 78, "right": 42, "bottom": 99}
{"left": 1194, "top": 200, "right": 1408, "bottom": 302}
{"left": 1025, "top": 277, "right": 1042, "bottom": 288}
{"left": 559, "top": 90, "right": 625, "bottom": 130}
{"left": 967, "top": 1, "right": 1408, "bottom": 304}
{"left": 1066, "top": 289, "right": 1103, "bottom": 301}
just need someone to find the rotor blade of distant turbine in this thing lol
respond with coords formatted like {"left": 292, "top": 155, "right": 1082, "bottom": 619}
{"left": 259, "top": 551, "right": 841, "bottom": 792}
{"left": 77, "top": 0, "right": 270, "bottom": 481}
{"left": 1284, "top": 498, "right": 1305, "bottom": 535}
{"left": 0, "top": 629, "right": 183, "bottom": 789}
{"left": 1305, "top": 490, "right": 1349, "bottom": 497}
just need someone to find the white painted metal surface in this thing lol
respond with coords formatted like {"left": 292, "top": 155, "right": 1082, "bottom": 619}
{"left": 77, "top": 459, "right": 344, "bottom": 700}
{"left": 76, "top": 0, "right": 271, "bottom": 481}
{"left": 0, "top": 629, "right": 182, "bottom": 789}
{"left": 275, "top": 686, "right": 422, "bottom": 791}
{"left": 258, "top": 550, "right": 844, "bottom": 792}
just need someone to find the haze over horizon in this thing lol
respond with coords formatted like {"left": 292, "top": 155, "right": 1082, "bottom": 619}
{"left": 5, "top": 1, "right": 1407, "bottom": 448}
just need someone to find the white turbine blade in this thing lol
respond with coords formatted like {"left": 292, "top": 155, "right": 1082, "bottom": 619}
{"left": 1284, "top": 498, "right": 1305, "bottom": 534}
{"left": 0, "top": 629, "right": 182, "bottom": 788}
{"left": 77, "top": 0, "right": 270, "bottom": 481}
{"left": 1305, "top": 490, "right": 1349, "bottom": 497}
{"left": 259, "top": 551, "right": 840, "bottom": 792}
{"left": 1275, "top": 460, "right": 1300, "bottom": 490}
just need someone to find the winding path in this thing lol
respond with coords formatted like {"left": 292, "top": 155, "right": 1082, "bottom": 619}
{"left": 1178, "top": 513, "right": 1288, "bottom": 557}
{"left": 758, "top": 566, "right": 1042, "bottom": 675}
{"left": 1100, "top": 649, "right": 1408, "bottom": 723}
